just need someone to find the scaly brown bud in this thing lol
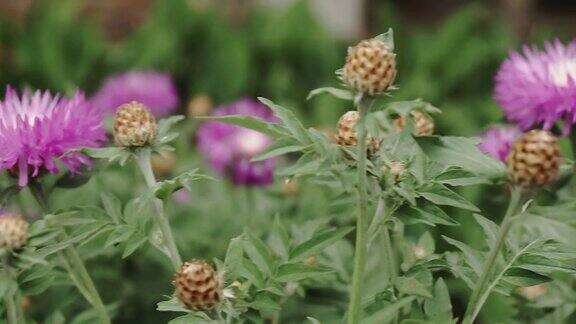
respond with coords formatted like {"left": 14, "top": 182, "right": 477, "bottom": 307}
{"left": 281, "top": 179, "right": 300, "bottom": 197}
{"left": 113, "top": 101, "right": 158, "bottom": 147}
{"left": 151, "top": 149, "right": 177, "bottom": 177}
{"left": 381, "top": 161, "right": 406, "bottom": 183}
{"left": 393, "top": 111, "right": 434, "bottom": 136}
{"left": 507, "top": 130, "right": 560, "bottom": 187}
{"left": 0, "top": 213, "right": 29, "bottom": 251}
{"left": 187, "top": 94, "right": 213, "bottom": 118}
{"left": 174, "top": 260, "right": 222, "bottom": 310}
{"left": 335, "top": 111, "right": 381, "bottom": 156}
{"left": 342, "top": 39, "right": 397, "bottom": 95}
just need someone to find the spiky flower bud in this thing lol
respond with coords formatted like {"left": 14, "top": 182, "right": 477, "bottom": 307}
{"left": 187, "top": 94, "right": 213, "bottom": 118}
{"left": 0, "top": 213, "right": 29, "bottom": 251}
{"left": 393, "top": 111, "right": 434, "bottom": 136}
{"left": 335, "top": 111, "right": 381, "bottom": 156}
{"left": 382, "top": 161, "right": 406, "bottom": 182}
{"left": 342, "top": 39, "right": 397, "bottom": 95}
{"left": 151, "top": 149, "right": 177, "bottom": 177}
{"left": 174, "top": 260, "right": 222, "bottom": 310}
{"left": 507, "top": 130, "right": 560, "bottom": 187}
{"left": 113, "top": 101, "right": 158, "bottom": 147}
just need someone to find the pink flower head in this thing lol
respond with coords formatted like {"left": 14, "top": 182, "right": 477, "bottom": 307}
{"left": 495, "top": 39, "right": 576, "bottom": 133}
{"left": 0, "top": 86, "right": 105, "bottom": 186}
{"left": 478, "top": 126, "right": 521, "bottom": 162}
{"left": 91, "top": 70, "right": 179, "bottom": 117}
{"left": 196, "top": 98, "right": 278, "bottom": 186}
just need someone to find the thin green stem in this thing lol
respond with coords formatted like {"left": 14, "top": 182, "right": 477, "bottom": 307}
{"left": 463, "top": 186, "right": 526, "bottom": 324}
{"left": 382, "top": 225, "right": 397, "bottom": 284}
{"left": 135, "top": 149, "right": 182, "bottom": 270}
{"left": 346, "top": 98, "right": 370, "bottom": 324}
{"left": 29, "top": 182, "right": 110, "bottom": 324}
{"left": 3, "top": 257, "right": 23, "bottom": 324}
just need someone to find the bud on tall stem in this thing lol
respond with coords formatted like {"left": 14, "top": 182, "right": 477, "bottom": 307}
{"left": 346, "top": 96, "right": 370, "bottom": 324}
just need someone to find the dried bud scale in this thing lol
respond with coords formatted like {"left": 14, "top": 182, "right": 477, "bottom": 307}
{"left": 174, "top": 260, "right": 222, "bottom": 310}
{"left": 507, "top": 130, "right": 560, "bottom": 187}
{"left": 0, "top": 213, "right": 29, "bottom": 251}
{"left": 393, "top": 111, "right": 434, "bottom": 136}
{"left": 342, "top": 39, "right": 397, "bottom": 95}
{"left": 151, "top": 149, "right": 177, "bottom": 177}
{"left": 113, "top": 101, "right": 158, "bottom": 147}
{"left": 335, "top": 111, "right": 381, "bottom": 156}
{"left": 187, "top": 94, "right": 213, "bottom": 118}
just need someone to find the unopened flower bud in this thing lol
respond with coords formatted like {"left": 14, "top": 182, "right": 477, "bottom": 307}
{"left": 335, "top": 111, "right": 381, "bottom": 156}
{"left": 187, "top": 94, "right": 213, "bottom": 118}
{"left": 113, "top": 101, "right": 158, "bottom": 147}
{"left": 342, "top": 39, "right": 397, "bottom": 95}
{"left": 517, "top": 284, "right": 547, "bottom": 300}
{"left": 393, "top": 111, "right": 434, "bottom": 136}
{"left": 281, "top": 179, "right": 300, "bottom": 197}
{"left": 0, "top": 213, "right": 29, "bottom": 251}
{"left": 382, "top": 161, "right": 406, "bottom": 182}
{"left": 174, "top": 260, "right": 222, "bottom": 310}
{"left": 305, "top": 255, "right": 318, "bottom": 267}
{"left": 151, "top": 149, "right": 177, "bottom": 177}
{"left": 507, "top": 130, "right": 560, "bottom": 187}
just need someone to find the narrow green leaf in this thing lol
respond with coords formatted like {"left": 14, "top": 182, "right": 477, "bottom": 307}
{"left": 503, "top": 267, "right": 551, "bottom": 286}
{"left": 289, "top": 227, "right": 353, "bottom": 262}
{"left": 419, "top": 183, "right": 480, "bottom": 212}
{"left": 258, "top": 97, "right": 312, "bottom": 144}
{"left": 275, "top": 263, "right": 332, "bottom": 282}
{"left": 243, "top": 232, "right": 274, "bottom": 275}
{"left": 364, "top": 297, "right": 416, "bottom": 324}
{"left": 195, "top": 114, "right": 286, "bottom": 139}
{"left": 307, "top": 87, "right": 354, "bottom": 101}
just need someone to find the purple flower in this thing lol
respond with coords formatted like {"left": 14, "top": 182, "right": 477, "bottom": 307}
{"left": 0, "top": 86, "right": 106, "bottom": 186}
{"left": 91, "top": 70, "right": 179, "bottom": 116}
{"left": 197, "top": 99, "right": 278, "bottom": 186}
{"left": 478, "top": 126, "right": 521, "bottom": 162}
{"left": 495, "top": 39, "right": 576, "bottom": 133}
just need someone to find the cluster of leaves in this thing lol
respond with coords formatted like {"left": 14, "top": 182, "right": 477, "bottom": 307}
{"left": 157, "top": 217, "right": 353, "bottom": 323}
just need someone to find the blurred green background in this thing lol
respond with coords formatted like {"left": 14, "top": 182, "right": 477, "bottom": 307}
{"left": 1, "top": 0, "right": 575, "bottom": 323}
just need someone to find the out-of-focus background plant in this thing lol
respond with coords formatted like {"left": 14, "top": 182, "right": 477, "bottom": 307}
{"left": 0, "top": 0, "right": 574, "bottom": 323}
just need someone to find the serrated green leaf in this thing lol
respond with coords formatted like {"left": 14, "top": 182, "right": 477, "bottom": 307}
{"left": 243, "top": 232, "right": 274, "bottom": 275}
{"left": 435, "top": 168, "right": 490, "bottom": 186}
{"left": 275, "top": 263, "right": 332, "bottom": 282}
{"left": 395, "top": 276, "right": 432, "bottom": 298}
{"left": 258, "top": 97, "right": 312, "bottom": 144}
{"left": 473, "top": 214, "right": 499, "bottom": 249}
{"left": 443, "top": 236, "right": 484, "bottom": 275}
{"left": 289, "top": 227, "right": 353, "bottom": 262}
{"left": 415, "top": 136, "right": 505, "bottom": 179}
{"left": 250, "top": 292, "right": 281, "bottom": 311}
{"left": 424, "top": 278, "right": 453, "bottom": 322}
{"left": 364, "top": 296, "right": 416, "bottom": 324}
{"left": 419, "top": 183, "right": 479, "bottom": 212}
{"left": 224, "top": 236, "right": 244, "bottom": 280}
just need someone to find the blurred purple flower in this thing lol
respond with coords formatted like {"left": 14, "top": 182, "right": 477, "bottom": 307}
{"left": 197, "top": 98, "right": 278, "bottom": 186}
{"left": 0, "top": 86, "right": 105, "bottom": 186}
{"left": 91, "top": 70, "right": 179, "bottom": 116}
{"left": 495, "top": 39, "right": 576, "bottom": 133}
{"left": 478, "top": 126, "right": 521, "bottom": 162}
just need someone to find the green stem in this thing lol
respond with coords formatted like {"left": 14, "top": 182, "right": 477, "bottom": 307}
{"left": 463, "top": 186, "right": 526, "bottom": 324}
{"left": 29, "top": 182, "right": 110, "bottom": 324}
{"left": 135, "top": 149, "right": 182, "bottom": 270}
{"left": 382, "top": 225, "right": 397, "bottom": 284}
{"left": 346, "top": 98, "right": 370, "bottom": 324}
{"left": 3, "top": 257, "right": 23, "bottom": 324}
